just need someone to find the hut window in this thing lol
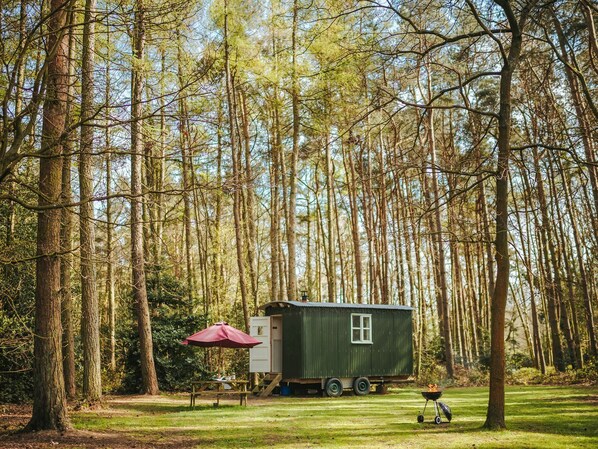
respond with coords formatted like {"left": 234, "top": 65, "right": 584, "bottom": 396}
{"left": 351, "top": 314, "right": 372, "bottom": 344}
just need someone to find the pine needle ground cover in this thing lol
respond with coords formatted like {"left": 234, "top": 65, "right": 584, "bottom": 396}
{"left": 2, "top": 386, "right": 597, "bottom": 448}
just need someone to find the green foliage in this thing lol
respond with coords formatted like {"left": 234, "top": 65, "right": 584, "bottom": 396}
{"left": 506, "top": 351, "right": 534, "bottom": 372}
{"left": 452, "top": 365, "right": 488, "bottom": 387}
{"left": 0, "top": 312, "right": 33, "bottom": 403}
{"left": 417, "top": 362, "right": 448, "bottom": 387}
{"left": 0, "top": 205, "right": 36, "bottom": 403}
{"left": 119, "top": 273, "right": 211, "bottom": 393}
{"left": 417, "top": 335, "right": 448, "bottom": 386}
{"left": 507, "top": 367, "right": 547, "bottom": 385}
{"left": 507, "top": 360, "right": 598, "bottom": 386}
{"left": 575, "top": 358, "right": 598, "bottom": 384}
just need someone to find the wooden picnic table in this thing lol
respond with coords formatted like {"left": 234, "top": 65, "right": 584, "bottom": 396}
{"left": 190, "top": 379, "right": 249, "bottom": 408}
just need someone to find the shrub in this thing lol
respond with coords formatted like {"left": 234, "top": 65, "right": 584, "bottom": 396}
{"left": 0, "top": 263, "right": 35, "bottom": 403}
{"left": 506, "top": 351, "right": 534, "bottom": 372}
{"left": 507, "top": 367, "right": 545, "bottom": 385}
{"left": 119, "top": 273, "right": 212, "bottom": 393}
{"left": 574, "top": 358, "right": 598, "bottom": 384}
{"left": 416, "top": 362, "right": 448, "bottom": 388}
{"left": 452, "top": 364, "right": 488, "bottom": 387}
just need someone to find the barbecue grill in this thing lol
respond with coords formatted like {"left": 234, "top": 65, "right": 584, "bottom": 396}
{"left": 417, "top": 387, "right": 452, "bottom": 424}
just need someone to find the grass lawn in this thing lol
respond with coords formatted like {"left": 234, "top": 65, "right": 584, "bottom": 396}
{"left": 1, "top": 385, "right": 597, "bottom": 448}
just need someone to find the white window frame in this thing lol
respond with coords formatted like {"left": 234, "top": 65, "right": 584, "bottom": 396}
{"left": 351, "top": 313, "right": 372, "bottom": 344}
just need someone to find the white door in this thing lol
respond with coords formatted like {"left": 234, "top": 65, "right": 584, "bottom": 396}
{"left": 249, "top": 316, "right": 271, "bottom": 373}
{"left": 271, "top": 315, "right": 283, "bottom": 373}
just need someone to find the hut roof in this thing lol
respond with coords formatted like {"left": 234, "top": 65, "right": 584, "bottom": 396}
{"left": 261, "top": 300, "right": 414, "bottom": 311}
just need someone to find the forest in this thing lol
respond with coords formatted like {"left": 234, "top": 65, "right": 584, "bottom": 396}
{"left": 0, "top": 0, "right": 597, "bottom": 439}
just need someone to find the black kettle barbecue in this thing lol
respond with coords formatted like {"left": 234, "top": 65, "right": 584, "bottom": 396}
{"left": 417, "top": 385, "right": 452, "bottom": 424}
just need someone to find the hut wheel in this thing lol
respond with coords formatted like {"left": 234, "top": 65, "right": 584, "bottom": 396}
{"left": 324, "top": 378, "right": 343, "bottom": 397}
{"left": 353, "top": 377, "right": 370, "bottom": 396}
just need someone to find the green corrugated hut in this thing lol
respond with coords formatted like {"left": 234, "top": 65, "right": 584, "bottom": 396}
{"left": 249, "top": 301, "right": 413, "bottom": 397}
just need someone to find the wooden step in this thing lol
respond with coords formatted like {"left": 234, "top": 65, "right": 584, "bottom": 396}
{"left": 259, "top": 373, "right": 282, "bottom": 397}
{"left": 251, "top": 373, "right": 278, "bottom": 393}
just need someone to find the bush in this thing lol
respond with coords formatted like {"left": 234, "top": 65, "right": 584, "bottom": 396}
{"left": 506, "top": 361, "right": 598, "bottom": 386}
{"left": 119, "top": 273, "right": 212, "bottom": 393}
{"left": 574, "top": 358, "right": 598, "bottom": 384}
{"left": 507, "top": 367, "right": 545, "bottom": 385}
{"left": 506, "top": 351, "right": 534, "bottom": 373}
{"left": 417, "top": 362, "right": 447, "bottom": 387}
{"left": 452, "top": 364, "right": 488, "bottom": 387}
{"left": 0, "top": 264, "right": 35, "bottom": 403}
{"left": 0, "top": 319, "right": 34, "bottom": 403}
{"left": 417, "top": 335, "right": 445, "bottom": 384}
{"left": 0, "top": 371, "right": 33, "bottom": 403}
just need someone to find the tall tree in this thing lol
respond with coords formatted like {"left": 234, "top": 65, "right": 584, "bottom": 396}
{"left": 60, "top": 5, "right": 76, "bottom": 400}
{"left": 79, "top": 0, "right": 102, "bottom": 403}
{"left": 131, "top": 0, "right": 159, "bottom": 395}
{"left": 286, "top": 0, "right": 300, "bottom": 302}
{"left": 26, "top": 0, "right": 71, "bottom": 431}
{"left": 485, "top": 0, "right": 535, "bottom": 430}
{"left": 425, "top": 65, "right": 454, "bottom": 378}
{"left": 223, "top": 0, "right": 250, "bottom": 329}
{"left": 104, "top": 13, "right": 116, "bottom": 372}
{"left": 177, "top": 37, "right": 196, "bottom": 306}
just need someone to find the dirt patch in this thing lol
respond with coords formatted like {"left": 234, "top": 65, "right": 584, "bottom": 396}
{"left": 0, "top": 428, "right": 204, "bottom": 449}
{"left": 0, "top": 401, "right": 204, "bottom": 449}
{"left": 0, "top": 404, "right": 31, "bottom": 433}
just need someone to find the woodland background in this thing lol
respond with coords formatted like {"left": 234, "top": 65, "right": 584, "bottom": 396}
{"left": 0, "top": 0, "right": 597, "bottom": 430}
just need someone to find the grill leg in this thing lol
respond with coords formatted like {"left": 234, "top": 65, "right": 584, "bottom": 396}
{"left": 417, "top": 399, "right": 428, "bottom": 423}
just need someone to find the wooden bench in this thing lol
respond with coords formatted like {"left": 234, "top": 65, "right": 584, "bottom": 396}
{"left": 190, "top": 380, "right": 249, "bottom": 408}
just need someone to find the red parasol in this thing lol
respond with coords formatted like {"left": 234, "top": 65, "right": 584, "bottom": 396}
{"left": 181, "top": 322, "right": 262, "bottom": 348}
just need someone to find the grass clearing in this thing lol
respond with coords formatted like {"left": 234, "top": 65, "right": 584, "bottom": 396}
{"left": 1, "top": 385, "right": 597, "bottom": 448}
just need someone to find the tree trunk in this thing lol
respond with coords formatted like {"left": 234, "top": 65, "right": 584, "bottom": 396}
{"left": 343, "top": 135, "right": 364, "bottom": 303}
{"left": 547, "top": 156, "right": 581, "bottom": 367}
{"left": 211, "top": 101, "right": 224, "bottom": 318}
{"left": 105, "top": 20, "right": 116, "bottom": 372}
{"left": 466, "top": 107, "right": 494, "bottom": 350}
{"left": 105, "top": 141, "right": 116, "bottom": 371}
{"left": 177, "top": 41, "right": 195, "bottom": 306}
{"left": 224, "top": 0, "right": 250, "bottom": 330}
{"left": 485, "top": 1, "right": 529, "bottom": 430}
{"left": 239, "top": 88, "right": 259, "bottom": 311}
{"left": 463, "top": 242, "right": 480, "bottom": 360}
{"left": 60, "top": 6, "right": 76, "bottom": 400}
{"left": 79, "top": 0, "right": 102, "bottom": 403}
{"left": 512, "top": 169, "right": 546, "bottom": 374}
{"left": 361, "top": 133, "right": 378, "bottom": 304}
{"left": 426, "top": 85, "right": 454, "bottom": 378}
{"left": 286, "top": 0, "right": 300, "bottom": 302}
{"left": 377, "top": 132, "right": 390, "bottom": 304}
{"left": 325, "top": 130, "right": 336, "bottom": 303}
{"left": 557, "top": 157, "right": 597, "bottom": 358}
{"left": 270, "top": 101, "right": 281, "bottom": 301}
{"left": 131, "top": 0, "right": 159, "bottom": 395}
{"left": 27, "top": 0, "right": 71, "bottom": 431}
{"left": 531, "top": 145, "right": 565, "bottom": 372}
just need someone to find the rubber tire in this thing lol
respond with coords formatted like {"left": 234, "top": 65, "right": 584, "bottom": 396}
{"left": 324, "top": 378, "right": 343, "bottom": 397}
{"left": 353, "top": 377, "right": 371, "bottom": 396}
{"left": 417, "top": 414, "right": 424, "bottom": 423}
{"left": 434, "top": 415, "right": 442, "bottom": 425}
